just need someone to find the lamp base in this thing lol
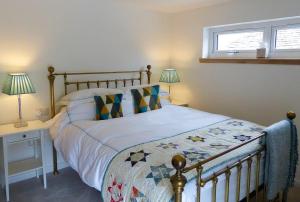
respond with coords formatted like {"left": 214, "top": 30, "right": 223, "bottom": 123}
{"left": 14, "top": 119, "right": 28, "bottom": 128}
{"left": 168, "top": 85, "right": 172, "bottom": 103}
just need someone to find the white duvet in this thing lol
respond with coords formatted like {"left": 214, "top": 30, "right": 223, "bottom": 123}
{"left": 50, "top": 105, "right": 263, "bottom": 202}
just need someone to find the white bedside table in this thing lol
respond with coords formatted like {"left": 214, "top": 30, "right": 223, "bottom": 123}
{"left": 0, "top": 120, "right": 48, "bottom": 201}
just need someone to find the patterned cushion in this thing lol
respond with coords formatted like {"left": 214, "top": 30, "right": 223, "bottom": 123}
{"left": 131, "top": 85, "right": 162, "bottom": 114}
{"left": 94, "top": 94, "right": 123, "bottom": 120}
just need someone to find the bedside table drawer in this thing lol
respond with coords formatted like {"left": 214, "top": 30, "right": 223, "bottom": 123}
{"left": 5, "top": 131, "right": 40, "bottom": 144}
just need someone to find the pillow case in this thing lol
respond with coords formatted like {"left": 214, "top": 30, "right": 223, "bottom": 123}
{"left": 122, "top": 98, "right": 135, "bottom": 117}
{"left": 61, "top": 97, "right": 94, "bottom": 108}
{"left": 120, "top": 83, "right": 169, "bottom": 100}
{"left": 94, "top": 94, "right": 123, "bottom": 120}
{"left": 66, "top": 101, "right": 96, "bottom": 122}
{"left": 59, "top": 85, "right": 168, "bottom": 118}
{"left": 160, "top": 97, "right": 171, "bottom": 106}
{"left": 59, "top": 88, "right": 123, "bottom": 105}
{"left": 131, "top": 85, "right": 162, "bottom": 114}
{"left": 120, "top": 83, "right": 169, "bottom": 116}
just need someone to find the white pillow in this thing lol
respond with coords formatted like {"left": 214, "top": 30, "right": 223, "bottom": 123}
{"left": 160, "top": 98, "right": 171, "bottom": 106}
{"left": 122, "top": 99, "right": 135, "bottom": 117}
{"left": 120, "top": 83, "right": 169, "bottom": 102}
{"left": 58, "top": 88, "right": 123, "bottom": 106}
{"left": 121, "top": 84, "right": 170, "bottom": 116}
{"left": 120, "top": 83, "right": 168, "bottom": 94}
{"left": 64, "top": 97, "right": 136, "bottom": 120}
{"left": 66, "top": 99, "right": 96, "bottom": 121}
{"left": 119, "top": 83, "right": 160, "bottom": 92}
{"left": 59, "top": 85, "right": 169, "bottom": 120}
{"left": 64, "top": 99, "right": 170, "bottom": 122}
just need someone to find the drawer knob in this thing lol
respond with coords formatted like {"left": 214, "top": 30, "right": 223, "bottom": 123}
{"left": 22, "top": 134, "right": 27, "bottom": 138}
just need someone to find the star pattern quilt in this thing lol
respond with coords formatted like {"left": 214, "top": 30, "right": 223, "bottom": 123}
{"left": 101, "top": 119, "right": 264, "bottom": 202}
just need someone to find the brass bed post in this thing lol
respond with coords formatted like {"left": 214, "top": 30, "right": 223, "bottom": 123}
{"left": 287, "top": 111, "right": 296, "bottom": 120}
{"left": 64, "top": 73, "right": 67, "bottom": 95}
{"left": 211, "top": 175, "right": 218, "bottom": 202}
{"left": 196, "top": 166, "right": 203, "bottom": 202}
{"left": 171, "top": 155, "right": 187, "bottom": 202}
{"left": 48, "top": 66, "right": 59, "bottom": 175}
{"left": 281, "top": 111, "right": 296, "bottom": 201}
{"left": 246, "top": 157, "right": 253, "bottom": 202}
{"left": 146, "top": 65, "right": 151, "bottom": 84}
{"left": 48, "top": 66, "right": 56, "bottom": 118}
{"left": 224, "top": 168, "right": 231, "bottom": 202}
{"left": 255, "top": 152, "right": 262, "bottom": 202}
{"left": 236, "top": 162, "right": 242, "bottom": 202}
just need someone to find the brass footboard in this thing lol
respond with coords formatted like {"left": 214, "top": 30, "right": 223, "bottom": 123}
{"left": 170, "top": 111, "right": 296, "bottom": 202}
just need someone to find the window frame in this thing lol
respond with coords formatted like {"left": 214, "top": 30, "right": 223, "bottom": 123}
{"left": 203, "top": 16, "right": 300, "bottom": 59}
{"left": 271, "top": 23, "right": 300, "bottom": 57}
{"left": 213, "top": 28, "right": 267, "bottom": 54}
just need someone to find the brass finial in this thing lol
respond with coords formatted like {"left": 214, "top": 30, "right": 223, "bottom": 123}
{"left": 170, "top": 154, "right": 187, "bottom": 202}
{"left": 172, "top": 155, "right": 186, "bottom": 170}
{"left": 287, "top": 111, "right": 296, "bottom": 120}
{"left": 146, "top": 65, "right": 152, "bottom": 84}
{"left": 48, "top": 66, "right": 55, "bottom": 74}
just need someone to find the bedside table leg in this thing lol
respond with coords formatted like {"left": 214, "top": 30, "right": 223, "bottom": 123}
{"left": 3, "top": 138, "right": 9, "bottom": 201}
{"left": 41, "top": 131, "right": 47, "bottom": 189}
{"left": 34, "top": 139, "right": 39, "bottom": 179}
{"left": 35, "top": 169, "right": 39, "bottom": 178}
{"left": 5, "top": 182, "right": 9, "bottom": 201}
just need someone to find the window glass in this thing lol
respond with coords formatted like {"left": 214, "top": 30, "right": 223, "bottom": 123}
{"left": 275, "top": 27, "right": 300, "bottom": 50}
{"left": 217, "top": 31, "right": 264, "bottom": 51}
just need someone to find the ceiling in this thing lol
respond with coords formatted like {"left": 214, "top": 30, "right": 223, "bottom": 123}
{"left": 122, "top": 0, "right": 236, "bottom": 13}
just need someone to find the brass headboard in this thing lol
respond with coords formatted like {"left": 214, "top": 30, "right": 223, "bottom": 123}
{"left": 47, "top": 65, "right": 152, "bottom": 174}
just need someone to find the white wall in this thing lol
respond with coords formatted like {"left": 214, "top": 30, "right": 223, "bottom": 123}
{"left": 0, "top": 0, "right": 171, "bottom": 124}
{"left": 0, "top": 0, "right": 171, "bottom": 181}
{"left": 170, "top": 0, "right": 300, "bottom": 181}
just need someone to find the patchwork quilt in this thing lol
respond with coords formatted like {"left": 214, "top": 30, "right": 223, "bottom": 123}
{"left": 101, "top": 119, "right": 264, "bottom": 202}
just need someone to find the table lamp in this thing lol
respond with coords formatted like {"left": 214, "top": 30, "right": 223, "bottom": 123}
{"left": 159, "top": 68, "right": 180, "bottom": 101}
{"left": 2, "top": 73, "right": 36, "bottom": 128}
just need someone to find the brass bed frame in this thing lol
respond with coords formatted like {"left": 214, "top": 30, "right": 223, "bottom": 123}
{"left": 48, "top": 65, "right": 296, "bottom": 202}
{"left": 48, "top": 65, "right": 152, "bottom": 175}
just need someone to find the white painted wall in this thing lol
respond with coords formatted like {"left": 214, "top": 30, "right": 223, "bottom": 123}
{"left": 170, "top": 0, "right": 300, "bottom": 181}
{"left": 0, "top": 0, "right": 171, "bottom": 124}
{"left": 0, "top": 0, "right": 171, "bottom": 181}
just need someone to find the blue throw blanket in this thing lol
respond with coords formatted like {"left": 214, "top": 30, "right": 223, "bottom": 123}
{"left": 264, "top": 119, "right": 298, "bottom": 200}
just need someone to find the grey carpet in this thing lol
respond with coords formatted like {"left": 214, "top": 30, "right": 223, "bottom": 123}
{"left": 1, "top": 167, "right": 299, "bottom": 202}
{"left": 0, "top": 168, "right": 101, "bottom": 202}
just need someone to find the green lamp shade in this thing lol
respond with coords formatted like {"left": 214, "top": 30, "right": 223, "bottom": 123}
{"left": 2, "top": 73, "right": 36, "bottom": 95}
{"left": 159, "top": 68, "right": 180, "bottom": 83}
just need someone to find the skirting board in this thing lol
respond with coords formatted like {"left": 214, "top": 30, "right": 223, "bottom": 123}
{"left": 8, "top": 161, "right": 69, "bottom": 184}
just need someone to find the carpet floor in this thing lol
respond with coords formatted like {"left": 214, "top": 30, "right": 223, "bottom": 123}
{"left": 0, "top": 168, "right": 101, "bottom": 202}
{"left": 0, "top": 167, "right": 299, "bottom": 202}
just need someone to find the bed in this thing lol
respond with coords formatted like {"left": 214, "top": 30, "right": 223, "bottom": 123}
{"left": 47, "top": 65, "right": 296, "bottom": 202}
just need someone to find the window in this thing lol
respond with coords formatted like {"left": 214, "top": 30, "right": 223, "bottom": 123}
{"left": 216, "top": 30, "right": 264, "bottom": 51}
{"left": 203, "top": 16, "right": 300, "bottom": 58}
{"left": 274, "top": 26, "right": 300, "bottom": 50}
